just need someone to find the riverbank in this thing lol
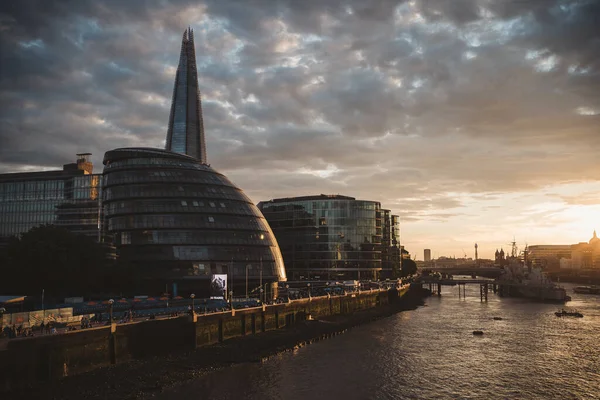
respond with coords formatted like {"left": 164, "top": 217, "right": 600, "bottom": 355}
{"left": 2, "top": 288, "right": 428, "bottom": 400}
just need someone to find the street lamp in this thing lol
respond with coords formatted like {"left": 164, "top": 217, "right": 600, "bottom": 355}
{"left": 245, "top": 264, "right": 251, "bottom": 299}
{"left": 307, "top": 283, "right": 311, "bottom": 298}
{"left": 260, "top": 288, "right": 264, "bottom": 303}
{"left": 108, "top": 299, "right": 114, "bottom": 323}
{"left": 190, "top": 293, "right": 195, "bottom": 314}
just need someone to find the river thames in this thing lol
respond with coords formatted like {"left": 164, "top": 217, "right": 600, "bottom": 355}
{"left": 158, "top": 281, "right": 600, "bottom": 400}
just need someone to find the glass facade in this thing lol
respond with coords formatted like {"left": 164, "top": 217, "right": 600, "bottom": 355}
{"left": 0, "top": 155, "right": 102, "bottom": 241}
{"left": 102, "top": 148, "right": 286, "bottom": 295}
{"left": 258, "top": 195, "right": 400, "bottom": 281}
{"left": 166, "top": 27, "right": 207, "bottom": 163}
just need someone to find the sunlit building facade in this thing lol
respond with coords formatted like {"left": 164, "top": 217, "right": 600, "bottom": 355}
{"left": 0, "top": 154, "right": 101, "bottom": 243}
{"left": 257, "top": 195, "right": 401, "bottom": 281}
{"left": 101, "top": 148, "right": 286, "bottom": 296}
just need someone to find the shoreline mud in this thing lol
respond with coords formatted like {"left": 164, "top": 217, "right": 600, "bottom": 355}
{"left": 3, "top": 288, "right": 428, "bottom": 400}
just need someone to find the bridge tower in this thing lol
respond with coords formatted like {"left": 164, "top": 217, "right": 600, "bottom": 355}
{"left": 475, "top": 243, "right": 478, "bottom": 261}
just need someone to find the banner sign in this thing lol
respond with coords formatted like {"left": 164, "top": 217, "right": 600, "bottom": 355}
{"left": 210, "top": 274, "right": 227, "bottom": 299}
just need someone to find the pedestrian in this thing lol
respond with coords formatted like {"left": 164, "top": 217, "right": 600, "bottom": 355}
{"left": 40, "top": 321, "right": 45, "bottom": 335}
{"left": 45, "top": 322, "right": 51, "bottom": 335}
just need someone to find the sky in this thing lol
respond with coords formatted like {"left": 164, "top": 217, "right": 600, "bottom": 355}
{"left": 1, "top": 0, "right": 599, "bottom": 260}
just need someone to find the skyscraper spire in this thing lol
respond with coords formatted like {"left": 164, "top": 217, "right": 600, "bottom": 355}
{"left": 166, "top": 27, "right": 207, "bottom": 163}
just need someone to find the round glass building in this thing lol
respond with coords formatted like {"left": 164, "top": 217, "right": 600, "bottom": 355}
{"left": 258, "top": 195, "right": 388, "bottom": 281}
{"left": 101, "top": 148, "right": 286, "bottom": 297}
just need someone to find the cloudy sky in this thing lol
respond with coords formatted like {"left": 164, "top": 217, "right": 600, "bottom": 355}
{"left": 1, "top": 0, "right": 599, "bottom": 259}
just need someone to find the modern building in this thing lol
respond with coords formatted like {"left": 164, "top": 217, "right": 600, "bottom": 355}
{"left": 526, "top": 245, "right": 574, "bottom": 269}
{"left": 424, "top": 249, "right": 431, "bottom": 262}
{"left": 98, "top": 28, "right": 288, "bottom": 297}
{"left": 101, "top": 148, "right": 286, "bottom": 296}
{"left": 257, "top": 194, "right": 401, "bottom": 281}
{"left": 166, "top": 27, "right": 207, "bottom": 163}
{"left": 0, "top": 154, "right": 102, "bottom": 243}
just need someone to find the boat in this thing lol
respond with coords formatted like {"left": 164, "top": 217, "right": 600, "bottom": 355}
{"left": 555, "top": 309, "right": 583, "bottom": 318}
{"left": 493, "top": 317, "right": 503, "bottom": 321}
{"left": 497, "top": 263, "right": 569, "bottom": 303}
{"left": 472, "top": 330, "right": 484, "bottom": 335}
{"left": 573, "top": 286, "right": 600, "bottom": 295}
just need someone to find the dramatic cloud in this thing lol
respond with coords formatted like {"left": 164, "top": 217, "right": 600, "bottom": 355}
{"left": 1, "top": 0, "right": 599, "bottom": 258}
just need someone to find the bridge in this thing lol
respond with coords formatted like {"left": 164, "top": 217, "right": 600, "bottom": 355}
{"left": 415, "top": 276, "right": 498, "bottom": 301}
{"left": 420, "top": 266, "right": 504, "bottom": 279}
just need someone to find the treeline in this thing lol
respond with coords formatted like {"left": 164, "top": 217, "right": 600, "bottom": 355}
{"left": 0, "top": 225, "right": 133, "bottom": 299}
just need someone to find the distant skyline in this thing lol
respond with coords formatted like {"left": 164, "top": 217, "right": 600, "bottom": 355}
{"left": 1, "top": 0, "right": 599, "bottom": 260}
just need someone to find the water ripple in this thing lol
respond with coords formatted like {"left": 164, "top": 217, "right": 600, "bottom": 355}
{"left": 159, "top": 283, "right": 600, "bottom": 400}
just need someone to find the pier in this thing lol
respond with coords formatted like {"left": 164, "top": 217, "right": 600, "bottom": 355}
{"left": 415, "top": 277, "right": 498, "bottom": 302}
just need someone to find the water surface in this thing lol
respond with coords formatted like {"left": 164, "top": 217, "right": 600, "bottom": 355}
{"left": 159, "top": 282, "right": 600, "bottom": 399}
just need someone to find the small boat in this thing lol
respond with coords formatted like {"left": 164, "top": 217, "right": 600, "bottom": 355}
{"left": 493, "top": 317, "right": 503, "bottom": 321}
{"left": 555, "top": 309, "right": 583, "bottom": 318}
{"left": 472, "top": 330, "right": 484, "bottom": 335}
{"left": 573, "top": 286, "right": 600, "bottom": 295}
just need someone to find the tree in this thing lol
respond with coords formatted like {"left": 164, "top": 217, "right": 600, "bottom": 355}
{"left": 0, "top": 225, "right": 110, "bottom": 297}
{"left": 400, "top": 248, "right": 417, "bottom": 277}
{"left": 401, "top": 258, "right": 418, "bottom": 277}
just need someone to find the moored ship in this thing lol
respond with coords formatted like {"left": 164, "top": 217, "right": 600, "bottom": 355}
{"left": 498, "top": 263, "right": 568, "bottom": 303}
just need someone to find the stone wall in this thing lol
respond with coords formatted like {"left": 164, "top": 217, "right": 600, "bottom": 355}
{"left": 0, "top": 290, "right": 391, "bottom": 390}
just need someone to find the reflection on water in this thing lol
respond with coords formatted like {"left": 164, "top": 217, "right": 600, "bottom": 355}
{"left": 159, "top": 283, "right": 600, "bottom": 400}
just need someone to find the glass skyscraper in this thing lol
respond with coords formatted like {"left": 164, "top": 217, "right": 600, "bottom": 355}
{"left": 166, "top": 27, "right": 207, "bottom": 163}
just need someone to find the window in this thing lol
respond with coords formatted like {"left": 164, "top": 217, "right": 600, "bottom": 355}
{"left": 208, "top": 216, "right": 215, "bottom": 222}
{"left": 121, "top": 232, "right": 131, "bottom": 245}
{"left": 220, "top": 202, "right": 226, "bottom": 208}
{"left": 181, "top": 201, "right": 188, "bottom": 206}
{"left": 192, "top": 201, "right": 199, "bottom": 206}
{"left": 209, "top": 202, "right": 216, "bottom": 207}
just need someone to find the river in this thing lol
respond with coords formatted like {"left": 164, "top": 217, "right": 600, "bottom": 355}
{"left": 157, "top": 281, "right": 600, "bottom": 399}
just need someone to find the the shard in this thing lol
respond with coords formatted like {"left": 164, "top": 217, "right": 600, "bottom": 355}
{"left": 166, "top": 27, "right": 207, "bottom": 163}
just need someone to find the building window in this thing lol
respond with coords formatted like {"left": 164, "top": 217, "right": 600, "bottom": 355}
{"left": 181, "top": 200, "right": 188, "bottom": 206}
{"left": 192, "top": 201, "right": 199, "bottom": 206}
{"left": 208, "top": 216, "right": 215, "bottom": 222}
{"left": 220, "top": 202, "right": 226, "bottom": 208}
{"left": 210, "top": 202, "right": 216, "bottom": 207}
{"left": 121, "top": 232, "right": 131, "bottom": 245}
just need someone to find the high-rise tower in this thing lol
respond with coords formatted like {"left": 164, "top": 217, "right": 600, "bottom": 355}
{"left": 166, "top": 27, "right": 207, "bottom": 163}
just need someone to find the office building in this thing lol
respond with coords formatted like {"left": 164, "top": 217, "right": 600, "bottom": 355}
{"left": 257, "top": 195, "right": 401, "bottom": 281}
{"left": 424, "top": 249, "right": 431, "bottom": 262}
{"left": 101, "top": 148, "right": 286, "bottom": 296}
{"left": 166, "top": 27, "right": 207, "bottom": 163}
{"left": 0, "top": 154, "right": 101, "bottom": 243}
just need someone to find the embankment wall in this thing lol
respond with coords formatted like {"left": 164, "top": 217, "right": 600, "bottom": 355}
{"left": 0, "top": 289, "right": 400, "bottom": 390}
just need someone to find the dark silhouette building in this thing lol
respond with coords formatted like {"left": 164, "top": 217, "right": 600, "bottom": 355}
{"left": 166, "top": 27, "right": 207, "bottom": 163}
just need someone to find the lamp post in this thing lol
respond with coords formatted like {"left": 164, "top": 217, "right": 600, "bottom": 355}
{"left": 260, "top": 288, "right": 264, "bottom": 303}
{"left": 108, "top": 299, "right": 114, "bottom": 323}
{"left": 229, "top": 291, "right": 234, "bottom": 306}
{"left": 230, "top": 257, "right": 234, "bottom": 300}
{"left": 307, "top": 283, "right": 311, "bottom": 298}
{"left": 245, "top": 264, "right": 251, "bottom": 299}
{"left": 190, "top": 293, "right": 195, "bottom": 315}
